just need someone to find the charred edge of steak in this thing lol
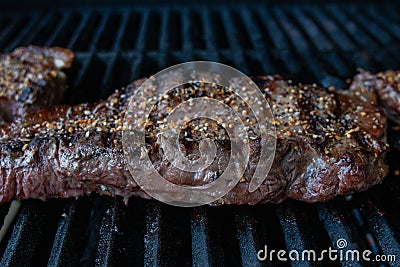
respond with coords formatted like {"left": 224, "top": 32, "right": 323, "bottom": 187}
{"left": 0, "top": 75, "right": 390, "bottom": 205}
{"left": 0, "top": 46, "right": 74, "bottom": 124}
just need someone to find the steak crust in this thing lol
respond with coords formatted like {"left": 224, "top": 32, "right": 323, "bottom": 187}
{"left": 351, "top": 70, "right": 400, "bottom": 125}
{"left": 0, "top": 75, "right": 389, "bottom": 205}
{"left": 0, "top": 46, "right": 74, "bottom": 124}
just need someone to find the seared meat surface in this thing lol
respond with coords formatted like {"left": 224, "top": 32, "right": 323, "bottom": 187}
{"left": 351, "top": 70, "right": 400, "bottom": 125}
{"left": 0, "top": 46, "right": 74, "bottom": 124}
{"left": 0, "top": 75, "right": 389, "bottom": 205}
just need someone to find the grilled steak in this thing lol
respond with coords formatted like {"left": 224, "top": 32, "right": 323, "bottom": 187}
{"left": 351, "top": 70, "right": 400, "bottom": 124}
{"left": 0, "top": 46, "right": 74, "bottom": 124}
{"left": 0, "top": 75, "right": 389, "bottom": 205}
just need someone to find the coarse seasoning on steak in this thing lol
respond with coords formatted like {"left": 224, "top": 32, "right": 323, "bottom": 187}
{"left": 351, "top": 70, "right": 400, "bottom": 125}
{"left": 0, "top": 74, "right": 390, "bottom": 205}
{"left": 0, "top": 46, "right": 74, "bottom": 124}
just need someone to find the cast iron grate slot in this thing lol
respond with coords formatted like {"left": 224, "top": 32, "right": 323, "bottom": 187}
{"left": 94, "top": 199, "right": 129, "bottom": 266}
{"left": 108, "top": 52, "right": 133, "bottom": 89}
{"left": 316, "top": 204, "right": 364, "bottom": 267}
{"left": 80, "top": 196, "right": 115, "bottom": 266}
{"left": 72, "top": 12, "right": 103, "bottom": 51}
{"left": 98, "top": 51, "right": 121, "bottom": 96}
{"left": 209, "top": 10, "right": 229, "bottom": 50}
{"left": 347, "top": 6, "right": 392, "bottom": 46}
{"left": 158, "top": 10, "right": 169, "bottom": 53}
{"left": 326, "top": 5, "right": 396, "bottom": 70}
{"left": 343, "top": 6, "right": 400, "bottom": 67}
{"left": 287, "top": 7, "right": 334, "bottom": 52}
{"left": 247, "top": 9, "right": 276, "bottom": 51}
{"left": 281, "top": 202, "right": 340, "bottom": 265}
{"left": 346, "top": 198, "right": 396, "bottom": 267}
{"left": 0, "top": 18, "right": 26, "bottom": 50}
{"left": 68, "top": 52, "right": 107, "bottom": 103}
{"left": 257, "top": 7, "right": 290, "bottom": 51}
{"left": 0, "top": 200, "right": 62, "bottom": 266}
{"left": 31, "top": 13, "right": 65, "bottom": 45}
{"left": 365, "top": 6, "right": 400, "bottom": 42}
{"left": 143, "top": 202, "right": 187, "bottom": 267}
{"left": 49, "top": 13, "right": 82, "bottom": 48}
{"left": 273, "top": 7, "right": 311, "bottom": 52}
{"left": 120, "top": 11, "right": 143, "bottom": 51}
{"left": 12, "top": 13, "right": 54, "bottom": 48}
{"left": 145, "top": 11, "right": 162, "bottom": 51}
{"left": 306, "top": 7, "right": 356, "bottom": 52}
{"left": 234, "top": 205, "right": 289, "bottom": 266}
{"left": 67, "top": 12, "right": 91, "bottom": 50}
{"left": 4, "top": 13, "right": 41, "bottom": 52}
{"left": 0, "top": 17, "right": 11, "bottom": 43}
{"left": 227, "top": 9, "right": 253, "bottom": 50}
{"left": 188, "top": 10, "right": 205, "bottom": 50}
{"left": 47, "top": 199, "right": 92, "bottom": 267}
{"left": 167, "top": 10, "right": 183, "bottom": 51}
{"left": 191, "top": 208, "right": 214, "bottom": 267}
{"left": 96, "top": 12, "right": 123, "bottom": 51}
{"left": 319, "top": 52, "right": 353, "bottom": 79}
{"left": 355, "top": 193, "right": 400, "bottom": 261}
{"left": 256, "top": 7, "right": 302, "bottom": 75}
{"left": 45, "top": 13, "right": 72, "bottom": 46}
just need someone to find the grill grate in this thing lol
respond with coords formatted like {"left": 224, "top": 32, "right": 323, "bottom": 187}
{"left": 0, "top": 2, "right": 400, "bottom": 266}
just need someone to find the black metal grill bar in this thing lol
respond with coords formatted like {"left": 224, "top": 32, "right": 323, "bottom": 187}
{"left": 0, "top": 203, "right": 42, "bottom": 266}
{"left": 110, "top": 11, "right": 130, "bottom": 52}
{"left": 346, "top": 6, "right": 393, "bottom": 46}
{"left": 134, "top": 10, "right": 150, "bottom": 52}
{"left": 4, "top": 13, "right": 41, "bottom": 52}
{"left": 272, "top": 8, "right": 335, "bottom": 84}
{"left": 0, "top": 18, "right": 22, "bottom": 50}
{"left": 97, "top": 52, "right": 122, "bottom": 96}
{"left": 239, "top": 9, "right": 276, "bottom": 74}
{"left": 327, "top": 6, "right": 395, "bottom": 69}
{"left": 44, "top": 13, "right": 71, "bottom": 46}
{"left": 94, "top": 199, "right": 125, "bottom": 266}
{"left": 67, "top": 12, "right": 91, "bottom": 50}
{"left": 158, "top": 9, "right": 169, "bottom": 52}
{"left": 88, "top": 12, "right": 111, "bottom": 52}
{"left": 181, "top": 8, "right": 192, "bottom": 52}
{"left": 47, "top": 199, "right": 91, "bottom": 267}
{"left": 342, "top": 7, "right": 400, "bottom": 69}
{"left": 234, "top": 213, "right": 262, "bottom": 267}
{"left": 220, "top": 10, "right": 247, "bottom": 73}
{"left": 0, "top": 201, "right": 64, "bottom": 266}
{"left": 307, "top": 7, "right": 356, "bottom": 52}
{"left": 362, "top": 204, "right": 400, "bottom": 264}
{"left": 201, "top": 9, "right": 218, "bottom": 52}
{"left": 191, "top": 209, "right": 215, "bottom": 267}
{"left": 290, "top": 8, "right": 335, "bottom": 52}
{"left": 316, "top": 204, "right": 363, "bottom": 267}
{"left": 365, "top": 6, "right": 400, "bottom": 42}
{"left": 12, "top": 12, "right": 54, "bottom": 49}
{"left": 276, "top": 205, "right": 307, "bottom": 267}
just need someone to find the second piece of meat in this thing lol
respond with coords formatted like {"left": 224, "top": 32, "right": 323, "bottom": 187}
{"left": 0, "top": 46, "right": 74, "bottom": 124}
